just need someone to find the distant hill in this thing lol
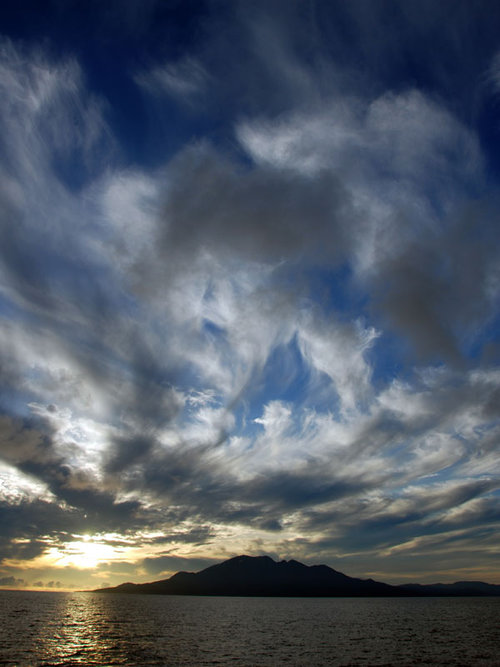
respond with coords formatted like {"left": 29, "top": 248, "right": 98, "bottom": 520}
{"left": 94, "top": 555, "right": 500, "bottom": 597}
{"left": 399, "top": 580, "right": 500, "bottom": 596}
{"left": 95, "top": 555, "right": 401, "bottom": 596}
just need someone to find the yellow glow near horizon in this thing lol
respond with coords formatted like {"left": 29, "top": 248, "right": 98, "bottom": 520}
{"left": 1, "top": 522, "right": 304, "bottom": 590}
{"left": 46, "top": 539, "right": 125, "bottom": 570}
{"left": 5, "top": 531, "right": 204, "bottom": 577}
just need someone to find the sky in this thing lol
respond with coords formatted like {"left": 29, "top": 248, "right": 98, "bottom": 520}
{"left": 0, "top": 0, "right": 500, "bottom": 592}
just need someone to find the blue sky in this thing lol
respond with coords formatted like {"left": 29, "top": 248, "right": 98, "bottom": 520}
{"left": 1, "top": 0, "right": 500, "bottom": 590}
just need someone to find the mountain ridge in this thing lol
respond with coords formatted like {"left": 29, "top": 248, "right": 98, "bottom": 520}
{"left": 92, "top": 555, "right": 500, "bottom": 597}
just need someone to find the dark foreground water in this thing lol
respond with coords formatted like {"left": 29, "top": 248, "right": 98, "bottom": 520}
{"left": 0, "top": 591, "right": 499, "bottom": 666}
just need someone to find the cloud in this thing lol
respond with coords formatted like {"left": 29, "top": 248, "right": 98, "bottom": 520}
{"left": 0, "top": 4, "right": 500, "bottom": 588}
{"left": 136, "top": 57, "right": 210, "bottom": 105}
{"left": 0, "top": 575, "right": 27, "bottom": 588}
{"left": 151, "top": 141, "right": 350, "bottom": 270}
{"left": 237, "top": 89, "right": 495, "bottom": 367}
{"left": 0, "top": 39, "right": 113, "bottom": 188}
{"left": 297, "top": 313, "right": 379, "bottom": 414}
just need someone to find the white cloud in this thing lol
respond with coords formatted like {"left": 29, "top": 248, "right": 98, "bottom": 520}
{"left": 254, "top": 400, "right": 293, "bottom": 439}
{"left": 135, "top": 57, "right": 210, "bottom": 104}
{"left": 0, "top": 39, "right": 112, "bottom": 186}
{"left": 98, "top": 170, "right": 160, "bottom": 272}
{"left": 1, "top": 24, "right": 499, "bottom": 586}
{"left": 297, "top": 313, "right": 379, "bottom": 415}
{"left": 236, "top": 89, "right": 482, "bottom": 284}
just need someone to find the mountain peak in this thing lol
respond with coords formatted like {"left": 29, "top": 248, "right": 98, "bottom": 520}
{"left": 95, "top": 554, "right": 399, "bottom": 597}
{"left": 94, "top": 555, "right": 500, "bottom": 597}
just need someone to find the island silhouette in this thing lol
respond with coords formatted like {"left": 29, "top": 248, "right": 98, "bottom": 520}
{"left": 93, "top": 555, "right": 500, "bottom": 597}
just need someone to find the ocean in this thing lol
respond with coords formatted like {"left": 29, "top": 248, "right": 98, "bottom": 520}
{"left": 0, "top": 590, "right": 499, "bottom": 666}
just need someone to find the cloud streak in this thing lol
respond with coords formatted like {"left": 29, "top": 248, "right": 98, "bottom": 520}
{"left": 0, "top": 2, "right": 500, "bottom": 588}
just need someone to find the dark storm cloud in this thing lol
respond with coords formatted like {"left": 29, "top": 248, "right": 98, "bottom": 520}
{"left": 135, "top": 142, "right": 352, "bottom": 286}
{"left": 0, "top": 497, "right": 77, "bottom": 563}
{"left": 0, "top": 466, "right": 141, "bottom": 538}
{"left": 23, "top": 470, "right": 142, "bottom": 536}
{"left": 369, "top": 205, "right": 500, "bottom": 365}
{"left": 116, "top": 339, "right": 185, "bottom": 430}
{"left": 145, "top": 526, "right": 215, "bottom": 546}
{"left": 240, "top": 468, "right": 372, "bottom": 513}
{"left": 0, "top": 415, "right": 147, "bottom": 538}
{"left": 109, "top": 435, "right": 382, "bottom": 534}
{"left": 105, "top": 434, "right": 156, "bottom": 474}
{"left": 299, "top": 478, "right": 500, "bottom": 553}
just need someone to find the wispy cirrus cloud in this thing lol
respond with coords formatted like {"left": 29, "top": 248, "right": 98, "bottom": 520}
{"left": 0, "top": 2, "right": 500, "bottom": 590}
{"left": 136, "top": 57, "right": 210, "bottom": 105}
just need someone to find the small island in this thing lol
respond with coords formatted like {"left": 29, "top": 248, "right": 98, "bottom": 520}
{"left": 93, "top": 555, "right": 500, "bottom": 597}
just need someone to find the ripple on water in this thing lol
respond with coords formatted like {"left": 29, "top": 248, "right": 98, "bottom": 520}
{"left": 0, "top": 592, "right": 499, "bottom": 666}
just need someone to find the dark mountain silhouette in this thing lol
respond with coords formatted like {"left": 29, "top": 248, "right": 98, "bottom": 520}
{"left": 94, "top": 555, "right": 500, "bottom": 597}
{"left": 399, "top": 580, "right": 500, "bottom": 596}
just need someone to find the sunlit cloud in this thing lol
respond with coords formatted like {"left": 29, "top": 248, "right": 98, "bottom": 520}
{"left": 0, "top": 3, "right": 500, "bottom": 590}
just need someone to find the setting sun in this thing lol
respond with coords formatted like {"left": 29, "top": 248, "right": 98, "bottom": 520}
{"left": 1, "top": 0, "right": 500, "bottom": 664}
{"left": 46, "top": 538, "right": 124, "bottom": 570}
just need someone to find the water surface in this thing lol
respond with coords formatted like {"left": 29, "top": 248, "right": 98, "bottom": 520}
{"left": 1, "top": 590, "right": 499, "bottom": 666}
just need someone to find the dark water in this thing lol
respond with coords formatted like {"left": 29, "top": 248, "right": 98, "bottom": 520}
{"left": 1, "top": 591, "right": 499, "bottom": 666}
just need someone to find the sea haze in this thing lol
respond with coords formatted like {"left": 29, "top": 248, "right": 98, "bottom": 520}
{"left": 1, "top": 590, "right": 499, "bottom": 666}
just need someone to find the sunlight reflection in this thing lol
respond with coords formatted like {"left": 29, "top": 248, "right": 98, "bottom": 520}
{"left": 35, "top": 593, "right": 132, "bottom": 665}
